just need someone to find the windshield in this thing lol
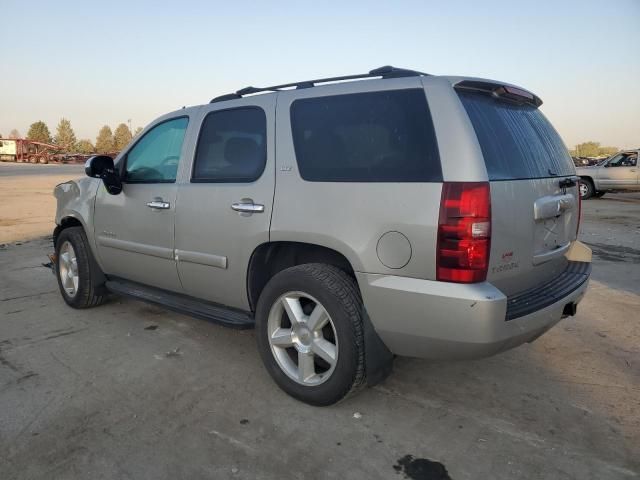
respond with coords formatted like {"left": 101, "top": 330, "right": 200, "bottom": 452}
{"left": 458, "top": 91, "right": 575, "bottom": 180}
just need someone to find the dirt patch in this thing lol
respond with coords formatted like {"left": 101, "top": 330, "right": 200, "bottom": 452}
{"left": 0, "top": 172, "right": 79, "bottom": 243}
{"left": 584, "top": 242, "right": 640, "bottom": 264}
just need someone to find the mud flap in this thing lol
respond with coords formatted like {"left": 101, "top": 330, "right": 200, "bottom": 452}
{"left": 565, "top": 241, "right": 592, "bottom": 263}
{"left": 362, "top": 308, "right": 394, "bottom": 386}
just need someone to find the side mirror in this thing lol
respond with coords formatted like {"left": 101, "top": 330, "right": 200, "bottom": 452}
{"left": 603, "top": 163, "right": 610, "bottom": 168}
{"left": 85, "top": 155, "right": 122, "bottom": 195}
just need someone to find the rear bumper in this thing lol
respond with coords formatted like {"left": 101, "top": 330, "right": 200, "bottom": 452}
{"left": 356, "top": 262, "right": 590, "bottom": 360}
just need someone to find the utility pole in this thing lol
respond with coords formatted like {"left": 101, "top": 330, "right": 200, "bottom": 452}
{"left": 127, "top": 118, "right": 132, "bottom": 135}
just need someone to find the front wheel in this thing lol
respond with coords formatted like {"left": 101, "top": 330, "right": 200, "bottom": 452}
{"left": 255, "top": 264, "right": 366, "bottom": 406}
{"left": 579, "top": 180, "right": 595, "bottom": 200}
{"left": 55, "top": 227, "right": 107, "bottom": 308}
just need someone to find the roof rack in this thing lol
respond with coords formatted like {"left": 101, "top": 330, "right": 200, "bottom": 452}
{"left": 210, "top": 65, "right": 429, "bottom": 103}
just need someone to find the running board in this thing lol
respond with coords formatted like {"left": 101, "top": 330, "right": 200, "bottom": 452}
{"left": 105, "top": 279, "right": 254, "bottom": 329}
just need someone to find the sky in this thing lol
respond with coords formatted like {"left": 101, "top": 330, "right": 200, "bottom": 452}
{"left": 1, "top": 0, "right": 638, "bottom": 149}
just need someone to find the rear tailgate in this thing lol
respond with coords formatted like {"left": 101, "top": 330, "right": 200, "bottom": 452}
{"left": 457, "top": 84, "right": 580, "bottom": 296}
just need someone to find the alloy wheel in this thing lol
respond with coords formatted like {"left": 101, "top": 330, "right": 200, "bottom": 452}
{"left": 58, "top": 240, "right": 79, "bottom": 297}
{"left": 579, "top": 183, "right": 588, "bottom": 198}
{"left": 267, "top": 291, "right": 338, "bottom": 386}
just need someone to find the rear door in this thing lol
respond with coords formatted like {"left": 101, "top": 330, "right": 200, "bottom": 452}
{"left": 457, "top": 88, "right": 579, "bottom": 296}
{"left": 174, "top": 96, "right": 275, "bottom": 310}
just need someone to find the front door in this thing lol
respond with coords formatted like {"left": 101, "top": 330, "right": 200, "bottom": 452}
{"left": 93, "top": 116, "right": 190, "bottom": 292}
{"left": 175, "top": 97, "right": 276, "bottom": 310}
{"left": 598, "top": 152, "right": 638, "bottom": 189}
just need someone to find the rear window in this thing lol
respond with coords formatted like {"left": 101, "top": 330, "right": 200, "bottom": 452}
{"left": 458, "top": 91, "right": 575, "bottom": 180}
{"left": 290, "top": 89, "right": 441, "bottom": 182}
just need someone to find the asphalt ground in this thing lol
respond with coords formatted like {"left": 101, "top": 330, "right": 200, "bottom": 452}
{"left": 0, "top": 169, "right": 638, "bottom": 479}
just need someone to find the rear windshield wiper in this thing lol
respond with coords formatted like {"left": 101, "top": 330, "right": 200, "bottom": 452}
{"left": 548, "top": 168, "right": 558, "bottom": 176}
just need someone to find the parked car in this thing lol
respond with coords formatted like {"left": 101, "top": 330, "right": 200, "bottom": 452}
{"left": 576, "top": 149, "right": 639, "bottom": 199}
{"left": 572, "top": 156, "right": 601, "bottom": 167}
{"left": 52, "top": 66, "right": 592, "bottom": 405}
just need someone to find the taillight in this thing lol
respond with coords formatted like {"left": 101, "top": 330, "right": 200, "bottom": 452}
{"left": 576, "top": 183, "right": 582, "bottom": 236}
{"left": 437, "top": 182, "right": 491, "bottom": 283}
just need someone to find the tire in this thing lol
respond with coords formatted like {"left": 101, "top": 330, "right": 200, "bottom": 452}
{"left": 55, "top": 227, "right": 107, "bottom": 308}
{"left": 255, "top": 264, "right": 366, "bottom": 406}
{"left": 38, "top": 156, "right": 48, "bottom": 164}
{"left": 579, "top": 179, "right": 594, "bottom": 199}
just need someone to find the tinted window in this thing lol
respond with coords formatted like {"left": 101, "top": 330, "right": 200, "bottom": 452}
{"left": 290, "top": 89, "right": 441, "bottom": 182}
{"left": 192, "top": 108, "right": 266, "bottom": 182}
{"left": 458, "top": 91, "right": 574, "bottom": 180}
{"left": 608, "top": 152, "right": 637, "bottom": 167}
{"left": 125, "top": 117, "right": 188, "bottom": 183}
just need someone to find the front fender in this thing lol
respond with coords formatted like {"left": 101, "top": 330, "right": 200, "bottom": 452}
{"left": 53, "top": 176, "right": 101, "bottom": 257}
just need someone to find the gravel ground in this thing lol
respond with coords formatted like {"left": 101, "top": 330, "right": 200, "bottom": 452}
{"left": 0, "top": 170, "right": 638, "bottom": 480}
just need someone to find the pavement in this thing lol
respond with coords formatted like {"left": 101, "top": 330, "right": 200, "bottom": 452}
{"left": 0, "top": 162, "right": 85, "bottom": 177}
{"left": 0, "top": 168, "right": 638, "bottom": 479}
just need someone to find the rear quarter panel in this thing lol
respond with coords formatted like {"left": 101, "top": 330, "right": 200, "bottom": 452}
{"left": 271, "top": 77, "right": 481, "bottom": 279}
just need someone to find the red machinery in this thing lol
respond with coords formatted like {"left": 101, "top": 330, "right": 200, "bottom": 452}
{"left": 0, "top": 138, "right": 65, "bottom": 164}
{"left": 0, "top": 138, "right": 102, "bottom": 164}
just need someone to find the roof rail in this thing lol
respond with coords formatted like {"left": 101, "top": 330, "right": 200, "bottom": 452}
{"left": 209, "top": 66, "right": 429, "bottom": 103}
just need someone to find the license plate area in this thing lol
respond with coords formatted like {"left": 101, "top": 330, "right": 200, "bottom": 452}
{"left": 532, "top": 194, "right": 574, "bottom": 263}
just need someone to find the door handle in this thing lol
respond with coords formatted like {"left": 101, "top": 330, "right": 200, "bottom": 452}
{"left": 146, "top": 200, "right": 170, "bottom": 209}
{"left": 231, "top": 202, "right": 264, "bottom": 214}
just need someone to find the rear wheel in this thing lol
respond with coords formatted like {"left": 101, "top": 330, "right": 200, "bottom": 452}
{"left": 55, "top": 227, "right": 107, "bottom": 308}
{"left": 579, "top": 180, "right": 594, "bottom": 199}
{"left": 255, "top": 264, "right": 365, "bottom": 406}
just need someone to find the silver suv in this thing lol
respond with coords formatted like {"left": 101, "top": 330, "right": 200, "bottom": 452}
{"left": 576, "top": 149, "right": 639, "bottom": 199}
{"left": 52, "top": 66, "right": 592, "bottom": 405}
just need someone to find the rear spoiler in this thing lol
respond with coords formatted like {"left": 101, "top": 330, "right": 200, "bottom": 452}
{"left": 454, "top": 80, "right": 543, "bottom": 108}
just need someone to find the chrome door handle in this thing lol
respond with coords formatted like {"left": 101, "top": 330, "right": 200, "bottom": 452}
{"left": 231, "top": 202, "right": 264, "bottom": 214}
{"left": 146, "top": 200, "right": 170, "bottom": 209}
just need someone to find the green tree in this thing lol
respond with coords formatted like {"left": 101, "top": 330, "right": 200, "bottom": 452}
{"left": 76, "top": 139, "right": 95, "bottom": 154}
{"left": 134, "top": 126, "right": 143, "bottom": 137}
{"left": 599, "top": 146, "right": 618, "bottom": 157}
{"left": 27, "top": 121, "right": 52, "bottom": 143}
{"left": 574, "top": 141, "right": 600, "bottom": 157}
{"left": 113, "top": 123, "right": 133, "bottom": 150}
{"left": 54, "top": 118, "right": 77, "bottom": 152}
{"left": 9, "top": 129, "right": 20, "bottom": 139}
{"left": 572, "top": 141, "right": 618, "bottom": 158}
{"left": 95, "top": 126, "right": 114, "bottom": 153}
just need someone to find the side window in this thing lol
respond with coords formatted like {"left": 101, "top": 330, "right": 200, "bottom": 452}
{"left": 621, "top": 153, "right": 637, "bottom": 167}
{"left": 607, "top": 154, "right": 623, "bottom": 167}
{"left": 125, "top": 117, "right": 189, "bottom": 183}
{"left": 192, "top": 107, "right": 266, "bottom": 183}
{"left": 290, "top": 89, "right": 441, "bottom": 182}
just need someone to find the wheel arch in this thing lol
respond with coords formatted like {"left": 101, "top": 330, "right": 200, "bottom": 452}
{"left": 246, "top": 241, "right": 357, "bottom": 312}
{"left": 53, "top": 216, "right": 84, "bottom": 247}
{"left": 579, "top": 176, "right": 595, "bottom": 188}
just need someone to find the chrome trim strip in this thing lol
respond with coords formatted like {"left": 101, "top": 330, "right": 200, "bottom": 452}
{"left": 175, "top": 249, "right": 227, "bottom": 269}
{"left": 97, "top": 236, "right": 174, "bottom": 260}
{"left": 534, "top": 194, "right": 575, "bottom": 221}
